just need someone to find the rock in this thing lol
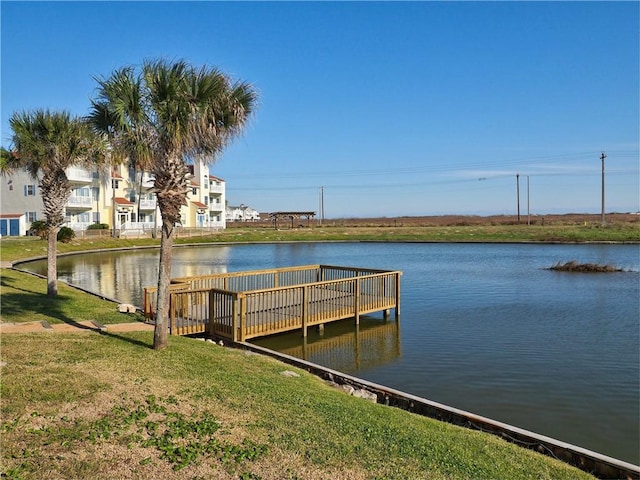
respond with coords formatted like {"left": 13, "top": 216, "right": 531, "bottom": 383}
{"left": 353, "top": 389, "right": 378, "bottom": 403}
{"left": 118, "top": 303, "right": 137, "bottom": 313}
{"left": 281, "top": 370, "right": 300, "bottom": 378}
{"left": 340, "top": 384, "right": 355, "bottom": 395}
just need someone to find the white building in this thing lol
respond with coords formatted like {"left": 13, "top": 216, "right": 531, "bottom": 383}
{"left": 0, "top": 159, "right": 226, "bottom": 236}
{"left": 226, "top": 204, "right": 260, "bottom": 222}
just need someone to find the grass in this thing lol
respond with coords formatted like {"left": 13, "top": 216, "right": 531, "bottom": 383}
{"left": 1, "top": 219, "right": 638, "bottom": 264}
{"left": 0, "top": 269, "right": 142, "bottom": 325}
{"left": 1, "top": 329, "right": 595, "bottom": 480}
{"left": 548, "top": 260, "right": 627, "bottom": 273}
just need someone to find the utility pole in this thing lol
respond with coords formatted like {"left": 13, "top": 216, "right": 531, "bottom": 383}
{"left": 319, "top": 186, "right": 324, "bottom": 225}
{"left": 600, "top": 152, "right": 606, "bottom": 225}
{"left": 516, "top": 174, "right": 521, "bottom": 223}
{"left": 527, "top": 175, "right": 530, "bottom": 226}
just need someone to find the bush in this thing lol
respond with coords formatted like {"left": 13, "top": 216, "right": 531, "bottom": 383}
{"left": 87, "top": 223, "right": 110, "bottom": 230}
{"left": 28, "top": 220, "right": 48, "bottom": 239}
{"left": 57, "top": 226, "right": 75, "bottom": 243}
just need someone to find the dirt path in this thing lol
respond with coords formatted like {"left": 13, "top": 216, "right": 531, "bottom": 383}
{"left": 0, "top": 320, "right": 154, "bottom": 334}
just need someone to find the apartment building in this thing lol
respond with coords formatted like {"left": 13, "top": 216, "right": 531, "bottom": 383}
{"left": 0, "top": 159, "right": 226, "bottom": 236}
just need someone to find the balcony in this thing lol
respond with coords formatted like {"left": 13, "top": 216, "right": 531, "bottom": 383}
{"left": 66, "top": 195, "right": 94, "bottom": 209}
{"left": 138, "top": 199, "right": 157, "bottom": 210}
{"left": 66, "top": 167, "right": 94, "bottom": 184}
{"left": 209, "top": 183, "right": 224, "bottom": 194}
{"left": 209, "top": 202, "right": 223, "bottom": 212}
{"left": 140, "top": 173, "right": 155, "bottom": 189}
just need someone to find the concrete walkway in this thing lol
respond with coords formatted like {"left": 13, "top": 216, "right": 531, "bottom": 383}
{"left": 0, "top": 320, "right": 154, "bottom": 334}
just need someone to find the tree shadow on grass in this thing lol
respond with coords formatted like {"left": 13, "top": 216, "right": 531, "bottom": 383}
{"left": 97, "top": 330, "right": 153, "bottom": 349}
{"left": 1, "top": 275, "right": 154, "bottom": 349}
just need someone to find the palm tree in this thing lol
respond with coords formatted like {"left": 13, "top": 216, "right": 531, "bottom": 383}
{"left": 4, "top": 110, "right": 107, "bottom": 296}
{"left": 89, "top": 59, "right": 257, "bottom": 350}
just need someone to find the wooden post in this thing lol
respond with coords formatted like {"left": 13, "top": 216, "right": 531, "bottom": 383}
{"left": 232, "top": 294, "right": 238, "bottom": 342}
{"left": 208, "top": 291, "right": 215, "bottom": 337}
{"left": 395, "top": 272, "right": 401, "bottom": 319}
{"left": 354, "top": 277, "right": 360, "bottom": 325}
{"left": 239, "top": 295, "right": 246, "bottom": 342}
{"left": 143, "top": 288, "right": 150, "bottom": 321}
{"left": 169, "top": 293, "right": 175, "bottom": 335}
{"left": 301, "top": 286, "right": 308, "bottom": 337}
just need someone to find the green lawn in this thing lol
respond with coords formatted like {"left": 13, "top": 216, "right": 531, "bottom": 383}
{"left": 1, "top": 220, "right": 638, "bottom": 264}
{"left": 0, "top": 269, "right": 142, "bottom": 325}
{"left": 1, "top": 330, "right": 595, "bottom": 480}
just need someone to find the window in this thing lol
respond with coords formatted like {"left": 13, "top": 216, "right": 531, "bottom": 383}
{"left": 112, "top": 179, "right": 119, "bottom": 189}
{"left": 77, "top": 213, "right": 90, "bottom": 223}
{"left": 192, "top": 187, "right": 197, "bottom": 195}
{"left": 92, "top": 212, "right": 100, "bottom": 223}
{"left": 204, "top": 197, "right": 209, "bottom": 205}
{"left": 24, "top": 185, "right": 36, "bottom": 196}
{"left": 26, "top": 211, "right": 37, "bottom": 222}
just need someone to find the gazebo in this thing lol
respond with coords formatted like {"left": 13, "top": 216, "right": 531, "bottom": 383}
{"left": 269, "top": 211, "right": 316, "bottom": 229}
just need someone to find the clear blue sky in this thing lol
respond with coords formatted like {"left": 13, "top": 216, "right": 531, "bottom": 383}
{"left": 2, "top": 1, "right": 638, "bottom": 217}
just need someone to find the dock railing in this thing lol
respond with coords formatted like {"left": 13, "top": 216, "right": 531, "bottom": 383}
{"left": 143, "top": 265, "right": 401, "bottom": 339}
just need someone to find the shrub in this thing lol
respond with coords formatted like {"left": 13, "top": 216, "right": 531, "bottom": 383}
{"left": 88, "top": 223, "right": 110, "bottom": 230}
{"left": 28, "top": 220, "right": 48, "bottom": 239}
{"left": 57, "top": 226, "right": 75, "bottom": 243}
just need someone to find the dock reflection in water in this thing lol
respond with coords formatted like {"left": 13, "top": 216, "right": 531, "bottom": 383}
{"left": 253, "top": 315, "right": 401, "bottom": 374}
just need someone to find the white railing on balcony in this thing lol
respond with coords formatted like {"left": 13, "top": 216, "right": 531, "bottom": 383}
{"left": 209, "top": 184, "right": 224, "bottom": 194}
{"left": 122, "top": 222, "right": 156, "bottom": 230}
{"left": 67, "top": 222, "right": 92, "bottom": 231}
{"left": 66, "top": 196, "right": 94, "bottom": 208}
{"left": 66, "top": 167, "right": 94, "bottom": 183}
{"left": 209, "top": 202, "right": 224, "bottom": 212}
{"left": 138, "top": 199, "right": 157, "bottom": 210}
{"left": 141, "top": 173, "right": 155, "bottom": 188}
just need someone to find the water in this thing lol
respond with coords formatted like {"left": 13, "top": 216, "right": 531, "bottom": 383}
{"left": 21, "top": 242, "right": 640, "bottom": 464}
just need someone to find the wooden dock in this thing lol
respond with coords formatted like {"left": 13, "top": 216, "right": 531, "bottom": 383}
{"left": 143, "top": 265, "right": 401, "bottom": 341}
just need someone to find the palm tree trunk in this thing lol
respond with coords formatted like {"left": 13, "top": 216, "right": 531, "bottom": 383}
{"left": 47, "top": 227, "right": 58, "bottom": 296}
{"left": 154, "top": 221, "right": 174, "bottom": 349}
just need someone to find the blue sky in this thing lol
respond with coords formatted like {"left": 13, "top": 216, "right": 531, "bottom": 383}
{"left": 2, "top": 1, "right": 638, "bottom": 217}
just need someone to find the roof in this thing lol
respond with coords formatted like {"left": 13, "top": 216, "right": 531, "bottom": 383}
{"left": 269, "top": 211, "right": 316, "bottom": 216}
{"left": 192, "top": 201, "right": 207, "bottom": 209}
{"left": 0, "top": 213, "right": 23, "bottom": 219}
{"left": 114, "top": 197, "right": 134, "bottom": 205}
{"left": 209, "top": 175, "right": 225, "bottom": 182}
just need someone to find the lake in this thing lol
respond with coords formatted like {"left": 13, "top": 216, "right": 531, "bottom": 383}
{"left": 21, "top": 242, "right": 640, "bottom": 464}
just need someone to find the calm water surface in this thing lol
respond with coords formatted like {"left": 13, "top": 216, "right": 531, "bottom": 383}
{"left": 23, "top": 242, "right": 640, "bottom": 464}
